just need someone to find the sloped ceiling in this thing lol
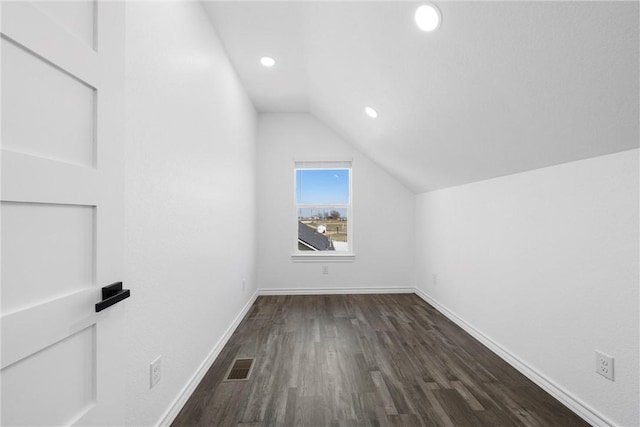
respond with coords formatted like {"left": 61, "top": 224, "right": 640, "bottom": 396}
{"left": 203, "top": 1, "right": 639, "bottom": 193}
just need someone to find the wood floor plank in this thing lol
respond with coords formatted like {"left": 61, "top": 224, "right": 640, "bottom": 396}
{"left": 371, "top": 371, "right": 399, "bottom": 416}
{"left": 283, "top": 387, "right": 298, "bottom": 426}
{"left": 434, "top": 388, "right": 485, "bottom": 427}
{"left": 416, "top": 377, "right": 457, "bottom": 427}
{"left": 171, "top": 294, "right": 590, "bottom": 427}
{"left": 451, "top": 380, "right": 485, "bottom": 411}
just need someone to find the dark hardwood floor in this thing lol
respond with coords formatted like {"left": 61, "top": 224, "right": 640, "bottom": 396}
{"left": 172, "top": 294, "right": 589, "bottom": 426}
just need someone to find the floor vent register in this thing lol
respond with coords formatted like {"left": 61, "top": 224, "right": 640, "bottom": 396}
{"left": 224, "top": 358, "right": 255, "bottom": 381}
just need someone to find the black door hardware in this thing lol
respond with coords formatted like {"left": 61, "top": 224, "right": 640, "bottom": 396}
{"left": 95, "top": 282, "right": 130, "bottom": 312}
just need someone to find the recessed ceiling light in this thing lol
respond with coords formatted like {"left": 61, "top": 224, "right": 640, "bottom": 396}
{"left": 365, "top": 106, "right": 378, "bottom": 118}
{"left": 260, "top": 56, "right": 275, "bottom": 67}
{"left": 415, "top": 4, "right": 441, "bottom": 32}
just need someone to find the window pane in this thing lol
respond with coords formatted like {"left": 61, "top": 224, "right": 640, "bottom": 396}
{"left": 298, "top": 208, "right": 348, "bottom": 252}
{"left": 296, "top": 169, "right": 349, "bottom": 205}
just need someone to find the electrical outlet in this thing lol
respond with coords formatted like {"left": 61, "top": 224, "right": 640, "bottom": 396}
{"left": 150, "top": 356, "right": 162, "bottom": 388}
{"left": 596, "top": 351, "right": 614, "bottom": 381}
{"left": 432, "top": 274, "right": 438, "bottom": 285}
{"left": 242, "top": 279, "right": 246, "bottom": 291}
{"left": 322, "top": 266, "right": 329, "bottom": 275}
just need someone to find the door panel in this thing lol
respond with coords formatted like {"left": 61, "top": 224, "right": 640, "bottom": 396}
{"left": 1, "top": 151, "right": 98, "bottom": 205}
{"left": 1, "top": 1, "right": 125, "bottom": 425}
{"left": 1, "top": 202, "right": 95, "bottom": 314}
{"left": 1, "top": 288, "right": 96, "bottom": 369}
{"left": 2, "top": 326, "right": 96, "bottom": 426}
{"left": 0, "top": 1, "right": 98, "bottom": 85}
{"left": 2, "top": 36, "right": 96, "bottom": 167}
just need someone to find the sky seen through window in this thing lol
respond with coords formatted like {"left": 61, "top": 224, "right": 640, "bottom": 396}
{"left": 296, "top": 169, "right": 350, "bottom": 205}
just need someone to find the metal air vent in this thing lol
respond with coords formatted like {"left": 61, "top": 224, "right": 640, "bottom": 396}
{"left": 224, "top": 358, "right": 255, "bottom": 381}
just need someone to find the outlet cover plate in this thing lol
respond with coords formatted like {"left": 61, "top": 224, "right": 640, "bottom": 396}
{"left": 596, "top": 351, "right": 614, "bottom": 381}
{"left": 150, "top": 356, "right": 162, "bottom": 388}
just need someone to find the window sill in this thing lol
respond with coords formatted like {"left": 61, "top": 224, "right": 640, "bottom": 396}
{"left": 291, "top": 253, "right": 355, "bottom": 263}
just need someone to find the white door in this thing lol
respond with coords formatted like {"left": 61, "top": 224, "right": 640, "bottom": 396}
{"left": 1, "top": 1, "right": 126, "bottom": 425}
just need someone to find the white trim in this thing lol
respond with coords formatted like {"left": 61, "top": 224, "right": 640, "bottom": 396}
{"left": 413, "top": 288, "right": 613, "bottom": 427}
{"left": 294, "top": 161, "right": 353, "bottom": 254}
{"left": 156, "top": 290, "right": 259, "bottom": 427}
{"left": 295, "top": 205, "right": 351, "bottom": 209}
{"left": 258, "top": 287, "right": 414, "bottom": 295}
{"left": 294, "top": 159, "right": 353, "bottom": 169}
{"left": 291, "top": 253, "right": 355, "bottom": 262}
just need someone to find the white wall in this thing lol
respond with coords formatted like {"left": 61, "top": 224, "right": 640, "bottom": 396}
{"left": 415, "top": 149, "right": 639, "bottom": 426}
{"left": 119, "top": 3, "right": 637, "bottom": 425}
{"left": 257, "top": 114, "right": 414, "bottom": 291}
{"left": 123, "top": 2, "right": 257, "bottom": 425}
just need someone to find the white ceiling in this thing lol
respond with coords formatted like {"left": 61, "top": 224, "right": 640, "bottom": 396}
{"left": 203, "top": 1, "right": 639, "bottom": 193}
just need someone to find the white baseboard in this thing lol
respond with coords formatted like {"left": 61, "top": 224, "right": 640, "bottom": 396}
{"left": 157, "top": 290, "right": 259, "bottom": 427}
{"left": 258, "top": 286, "right": 415, "bottom": 295}
{"left": 413, "top": 288, "right": 612, "bottom": 427}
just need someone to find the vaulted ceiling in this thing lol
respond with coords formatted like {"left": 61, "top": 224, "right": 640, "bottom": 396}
{"left": 203, "top": 1, "right": 639, "bottom": 193}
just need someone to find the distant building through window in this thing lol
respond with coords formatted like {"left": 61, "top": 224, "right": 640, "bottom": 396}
{"left": 295, "top": 161, "right": 351, "bottom": 253}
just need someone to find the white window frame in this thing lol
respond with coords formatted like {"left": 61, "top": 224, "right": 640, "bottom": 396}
{"left": 292, "top": 160, "right": 355, "bottom": 262}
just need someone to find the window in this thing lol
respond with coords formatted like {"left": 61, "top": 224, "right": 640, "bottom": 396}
{"left": 294, "top": 161, "right": 352, "bottom": 258}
